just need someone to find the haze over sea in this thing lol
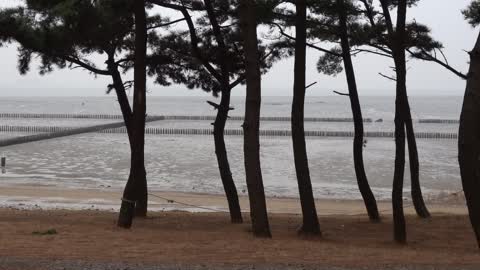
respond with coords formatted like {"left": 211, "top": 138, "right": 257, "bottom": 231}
{"left": 0, "top": 95, "right": 464, "bottom": 209}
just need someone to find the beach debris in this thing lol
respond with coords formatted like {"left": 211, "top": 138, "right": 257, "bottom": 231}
{"left": 375, "top": 118, "right": 383, "bottom": 123}
{"left": 32, "top": 229, "right": 57, "bottom": 235}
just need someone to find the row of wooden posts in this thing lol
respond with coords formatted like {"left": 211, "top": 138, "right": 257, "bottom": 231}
{"left": 0, "top": 113, "right": 460, "bottom": 123}
{"left": 0, "top": 125, "right": 458, "bottom": 139}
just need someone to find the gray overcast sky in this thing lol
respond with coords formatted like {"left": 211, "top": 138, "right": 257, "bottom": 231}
{"left": 0, "top": 0, "right": 476, "bottom": 97}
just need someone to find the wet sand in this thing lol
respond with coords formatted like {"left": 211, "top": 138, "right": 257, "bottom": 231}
{"left": 0, "top": 184, "right": 468, "bottom": 215}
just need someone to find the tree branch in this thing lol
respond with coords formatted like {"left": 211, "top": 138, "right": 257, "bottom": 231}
{"left": 351, "top": 48, "right": 392, "bottom": 58}
{"left": 148, "top": 0, "right": 222, "bottom": 83}
{"left": 270, "top": 22, "right": 341, "bottom": 57}
{"left": 379, "top": 72, "right": 397, "bottom": 81}
{"left": 305, "top": 81, "right": 317, "bottom": 89}
{"left": 207, "top": 100, "right": 234, "bottom": 111}
{"left": 379, "top": 0, "right": 395, "bottom": 38}
{"left": 359, "top": 0, "right": 377, "bottom": 28}
{"left": 63, "top": 56, "right": 110, "bottom": 76}
{"left": 204, "top": 0, "right": 229, "bottom": 87}
{"left": 333, "top": 90, "right": 350, "bottom": 96}
{"left": 147, "top": 17, "right": 186, "bottom": 30}
{"left": 407, "top": 48, "right": 467, "bottom": 80}
{"left": 228, "top": 49, "right": 276, "bottom": 91}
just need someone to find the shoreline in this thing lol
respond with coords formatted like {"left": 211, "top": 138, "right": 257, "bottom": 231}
{"left": 0, "top": 184, "right": 468, "bottom": 215}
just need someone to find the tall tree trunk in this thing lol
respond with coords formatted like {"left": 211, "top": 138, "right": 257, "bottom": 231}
{"left": 291, "top": 0, "right": 320, "bottom": 235}
{"left": 380, "top": 0, "right": 408, "bottom": 244}
{"left": 459, "top": 31, "right": 480, "bottom": 249}
{"left": 392, "top": 88, "right": 407, "bottom": 244}
{"left": 337, "top": 0, "right": 380, "bottom": 222}
{"left": 117, "top": 0, "right": 147, "bottom": 228}
{"left": 392, "top": 0, "right": 408, "bottom": 244}
{"left": 109, "top": 60, "right": 148, "bottom": 217}
{"left": 404, "top": 106, "right": 430, "bottom": 218}
{"left": 204, "top": 0, "right": 242, "bottom": 224}
{"left": 212, "top": 90, "right": 243, "bottom": 223}
{"left": 239, "top": 0, "right": 271, "bottom": 237}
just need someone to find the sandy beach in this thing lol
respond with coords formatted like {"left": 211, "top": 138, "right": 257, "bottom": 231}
{"left": 0, "top": 209, "right": 479, "bottom": 269}
{"left": 0, "top": 184, "right": 469, "bottom": 215}
{"left": 0, "top": 185, "right": 478, "bottom": 269}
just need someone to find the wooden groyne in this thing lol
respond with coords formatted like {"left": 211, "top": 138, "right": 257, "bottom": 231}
{"left": 0, "top": 113, "right": 462, "bottom": 124}
{"left": 0, "top": 114, "right": 459, "bottom": 147}
{"left": 0, "top": 113, "right": 372, "bottom": 123}
{"left": 0, "top": 122, "right": 126, "bottom": 147}
{"left": 0, "top": 113, "right": 126, "bottom": 120}
{"left": 0, "top": 116, "right": 164, "bottom": 147}
{"left": 0, "top": 126, "right": 458, "bottom": 140}
{"left": 163, "top": 115, "right": 374, "bottom": 123}
{"left": 418, "top": 119, "right": 459, "bottom": 124}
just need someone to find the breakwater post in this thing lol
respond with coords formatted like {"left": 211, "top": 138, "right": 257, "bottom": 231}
{"left": 1, "top": 156, "right": 5, "bottom": 174}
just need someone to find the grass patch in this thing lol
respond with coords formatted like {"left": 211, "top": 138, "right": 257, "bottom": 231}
{"left": 32, "top": 229, "right": 57, "bottom": 235}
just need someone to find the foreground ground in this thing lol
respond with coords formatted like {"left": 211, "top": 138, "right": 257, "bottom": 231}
{"left": 0, "top": 207, "right": 479, "bottom": 270}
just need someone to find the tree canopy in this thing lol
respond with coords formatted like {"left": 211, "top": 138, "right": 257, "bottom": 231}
{"left": 464, "top": 0, "right": 480, "bottom": 27}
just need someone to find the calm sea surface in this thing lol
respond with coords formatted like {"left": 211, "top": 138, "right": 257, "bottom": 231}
{"left": 0, "top": 95, "right": 463, "bottom": 119}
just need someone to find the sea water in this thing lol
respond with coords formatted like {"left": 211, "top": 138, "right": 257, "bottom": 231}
{"left": 0, "top": 95, "right": 465, "bottom": 206}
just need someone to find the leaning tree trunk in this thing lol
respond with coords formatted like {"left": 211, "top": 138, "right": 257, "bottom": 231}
{"left": 337, "top": 0, "right": 380, "bottom": 222}
{"left": 212, "top": 89, "right": 243, "bottom": 223}
{"left": 204, "top": 0, "right": 242, "bottom": 224}
{"left": 109, "top": 60, "right": 148, "bottom": 217}
{"left": 459, "top": 31, "right": 480, "bottom": 249}
{"left": 118, "top": 0, "right": 147, "bottom": 228}
{"left": 291, "top": 0, "right": 320, "bottom": 235}
{"left": 404, "top": 106, "right": 430, "bottom": 218}
{"left": 240, "top": 0, "right": 272, "bottom": 237}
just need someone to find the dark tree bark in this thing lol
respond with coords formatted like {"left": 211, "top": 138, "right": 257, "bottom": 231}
{"left": 337, "top": 0, "right": 380, "bottom": 222}
{"left": 150, "top": 0, "right": 242, "bottom": 223}
{"left": 108, "top": 57, "right": 148, "bottom": 217}
{"left": 392, "top": 0, "right": 408, "bottom": 244}
{"left": 380, "top": 0, "right": 407, "bottom": 243}
{"left": 392, "top": 84, "right": 407, "bottom": 244}
{"left": 204, "top": 0, "right": 243, "bottom": 223}
{"left": 361, "top": 0, "right": 429, "bottom": 219}
{"left": 291, "top": 0, "right": 320, "bottom": 235}
{"left": 212, "top": 90, "right": 243, "bottom": 223}
{"left": 239, "top": 0, "right": 272, "bottom": 237}
{"left": 459, "top": 32, "right": 480, "bottom": 249}
{"left": 405, "top": 107, "right": 430, "bottom": 218}
{"left": 118, "top": 0, "right": 148, "bottom": 228}
{"left": 108, "top": 58, "right": 134, "bottom": 142}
